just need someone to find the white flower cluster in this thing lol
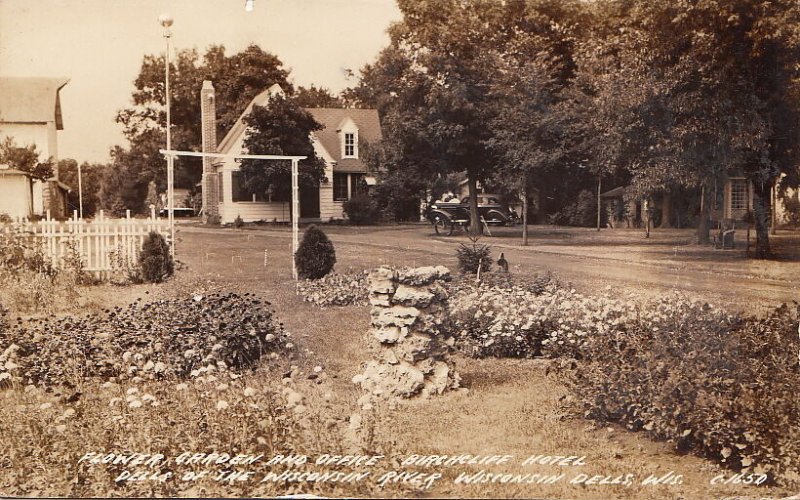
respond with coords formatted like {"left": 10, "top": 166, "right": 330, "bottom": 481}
{"left": 449, "top": 281, "right": 716, "bottom": 358}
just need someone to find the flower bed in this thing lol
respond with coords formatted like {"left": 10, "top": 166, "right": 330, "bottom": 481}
{"left": 0, "top": 292, "right": 292, "bottom": 387}
{"left": 448, "top": 274, "right": 637, "bottom": 359}
{"left": 568, "top": 301, "right": 800, "bottom": 482}
{"left": 295, "top": 271, "right": 369, "bottom": 307}
{"left": 449, "top": 273, "right": 800, "bottom": 483}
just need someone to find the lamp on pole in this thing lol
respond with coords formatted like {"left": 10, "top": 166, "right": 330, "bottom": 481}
{"left": 159, "top": 13, "right": 176, "bottom": 256}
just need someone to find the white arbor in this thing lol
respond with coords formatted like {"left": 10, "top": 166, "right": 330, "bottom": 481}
{"left": 159, "top": 149, "right": 307, "bottom": 279}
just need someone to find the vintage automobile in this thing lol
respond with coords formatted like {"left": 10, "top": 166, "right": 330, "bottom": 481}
{"left": 158, "top": 207, "right": 196, "bottom": 218}
{"left": 428, "top": 194, "right": 519, "bottom": 236}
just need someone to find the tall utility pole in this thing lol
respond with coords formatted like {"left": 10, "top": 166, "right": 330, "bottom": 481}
{"left": 77, "top": 162, "right": 83, "bottom": 219}
{"left": 159, "top": 13, "right": 176, "bottom": 256}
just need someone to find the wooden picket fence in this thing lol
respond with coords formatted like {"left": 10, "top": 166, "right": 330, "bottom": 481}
{"left": 1, "top": 209, "right": 170, "bottom": 276}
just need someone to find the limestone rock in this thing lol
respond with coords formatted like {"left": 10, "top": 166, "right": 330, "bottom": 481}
{"left": 393, "top": 285, "right": 435, "bottom": 308}
{"left": 396, "top": 266, "right": 451, "bottom": 286}
{"left": 372, "top": 306, "right": 420, "bottom": 328}
{"left": 356, "top": 266, "right": 460, "bottom": 401}
{"left": 369, "top": 293, "right": 392, "bottom": 307}
{"left": 373, "top": 326, "right": 403, "bottom": 344}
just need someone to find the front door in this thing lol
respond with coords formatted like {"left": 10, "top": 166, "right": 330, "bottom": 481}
{"left": 300, "top": 184, "right": 320, "bottom": 219}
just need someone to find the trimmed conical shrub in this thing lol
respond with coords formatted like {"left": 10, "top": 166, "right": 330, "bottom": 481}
{"left": 295, "top": 225, "right": 336, "bottom": 280}
{"left": 139, "top": 231, "right": 174, "bottom": 283}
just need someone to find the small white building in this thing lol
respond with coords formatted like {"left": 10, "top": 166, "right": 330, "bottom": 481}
{"left": 0, "top": 166, "right": 34, "bottom": 219}
{"left": 200, "top": 82, "right": 382, "bottom": 224}
{"left": 0, "top": 77, "right": 71, "bottom": 219}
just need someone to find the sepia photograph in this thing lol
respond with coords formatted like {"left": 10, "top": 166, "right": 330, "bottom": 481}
{"left": 2, "top": 0, "right": 800, "bottom": 498}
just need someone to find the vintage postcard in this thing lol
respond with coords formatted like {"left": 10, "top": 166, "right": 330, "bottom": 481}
{"left": 1, "top": 0, "right": 799, "bottom": 498}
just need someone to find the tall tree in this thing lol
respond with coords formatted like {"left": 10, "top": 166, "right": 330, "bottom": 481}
{"left": 110, "top": 44, "right": 291, "bottom": 213}
{"left": 57, "top": 159, "right": 105, "bottom": 218}
{"left": 294, "top": 85, "right": 344, "bottom": 108}
{"left": 238, "top": 94, "right": 326, "bottom": 202}
{"left": 598, "top": 0, "right": 800, "bottom": 255}
{"left": 486, "top": 56, "right": 565, "bottom": 245}
{"left": 351, "top": 0, "right": 582, "bottom": 235}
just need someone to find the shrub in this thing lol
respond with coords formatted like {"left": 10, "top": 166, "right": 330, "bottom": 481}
{"left": 447, "top": 272, "right": 800, "bottom": 481}
{"left": 783, "top": 194, "right": 800, "bottom": 227}
{"left": 565, "top": 301, "right": 800, "bottom": 481}
{"left": 549, "top": 189, "right": 598, "bottom": 227}
{"left": 0, "top": 228, "right": 86, "bottom": 314}
{"left": 295, "top": 225, "right": 336, "bottom": 280}
{"left": 448, "top": 275, "right": 631, "bottom": 359}
{"left": 343, "top": 194, "right": 379, "bottom": 225}
{"left": 0, "top": 227, "right": 54, "bottom": 276}
{"left": 138, "top": 232, "right": 174, "bottom": 283}
{"left": 233, "top": 214, "right": 244, "bottom": 228}
{"left": 371, "top": 173, "right": 425, "bottom": 222}
{"left": 456, "top": 243, "right": 492, "bottom": 274}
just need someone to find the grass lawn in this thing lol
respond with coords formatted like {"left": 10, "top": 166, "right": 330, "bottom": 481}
{"left": 1, "top": 222, "right": 797, "bottom": 498}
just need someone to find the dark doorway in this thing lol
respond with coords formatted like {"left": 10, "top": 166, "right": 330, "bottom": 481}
{"left": 300, "top": 184, "right": 320, "bottom": 219}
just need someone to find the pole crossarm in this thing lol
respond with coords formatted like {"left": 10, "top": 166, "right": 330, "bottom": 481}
{"left": 158, "top": 149, "right": 307, "bottom": 161}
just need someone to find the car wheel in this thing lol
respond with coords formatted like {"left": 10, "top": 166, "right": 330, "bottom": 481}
{"left": 433, "top": 217, "right": 450, "bottom": 236}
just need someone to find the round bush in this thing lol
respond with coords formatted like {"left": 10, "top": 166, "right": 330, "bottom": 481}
{"left": 294, "top": 225, "right": 336, "bottom": 280}
{"left": 343, "top": 194, "right": 379, "bottom": 225}
{"left": 139, "top": 232, "right": 174, "bottom": 283}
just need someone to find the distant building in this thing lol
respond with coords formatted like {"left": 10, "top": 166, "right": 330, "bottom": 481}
{"left": 199, "top": 81, "right": 382, "bottom": 224}
{"left": 0, "top": 77, "right": 71, "bottom": 219}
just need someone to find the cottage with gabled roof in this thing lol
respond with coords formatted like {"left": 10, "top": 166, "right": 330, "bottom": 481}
{"left": 199, "top": 81, "right": 381, "bottom": 224}
{"left": 0, "top": 77, "right": 71, "bottom": 219}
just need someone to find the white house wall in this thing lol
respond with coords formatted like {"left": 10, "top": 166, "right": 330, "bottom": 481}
{"left": 0, "top": 122, "right": 57, "bottom": 161}
{"left": 216, "top": 132, "right": 348, "bottom": 224}
{"left": 32, "top": 180, "right": 45, "bottom": 214}
{"left": 319, "top": 162, "right": 345, "bottom": 220}
{"left": 0, "top": 174, "right": 31, "bottom": 219}
{"left": 314, "top": 139, "right": 346, "bottom": 221}
{"left": 216, "top": 131, "right": 292, "bottom": 224}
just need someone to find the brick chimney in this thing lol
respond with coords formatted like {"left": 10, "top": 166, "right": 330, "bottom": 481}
{"left": 200, "top": 80, "right": 220, "bottom": 224}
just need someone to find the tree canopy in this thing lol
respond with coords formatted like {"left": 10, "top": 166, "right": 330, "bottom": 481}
{"left": 348, "top": 0, "right": 800, "bottom": 256}
{"left": 239, "top": 94, "right": 326, "bottom": 201}
{"left": 0, "top": 137, "right": 53, "bottom": 181}
{"left": 105, "top": 44, "right": 292, "bottom": 215}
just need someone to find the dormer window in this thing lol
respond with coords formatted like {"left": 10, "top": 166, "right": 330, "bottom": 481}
{"left": 344, "top": 133, "right": 355, "bottom": 157}
{"left": 338, "top": 117, "right": 359, "bottom": 159}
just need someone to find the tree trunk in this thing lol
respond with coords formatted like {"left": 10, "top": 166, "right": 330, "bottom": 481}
{"left": 752, "top": 181, "right": 771, "bottom": 258}
{"left": 596, "top": 175, "right": 602, "bottom": 231}
{"left": 697, "top": 184, "right": 710, "bottom": 244}
{"left": 660, "top": 191, "right": 672, "bottom": 228}
{"left": 770, "top": 181, "right": 777, "bottom": 236}
{"left": 467, "top": 171, "right": 482, "bottom": 236}
{"left": 522, "top": 183, "right": 529, "bottom": 246}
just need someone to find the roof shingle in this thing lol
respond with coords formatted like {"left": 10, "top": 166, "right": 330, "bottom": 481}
{"left": 304, "top": 108, "right": 382, "bottom": 172}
